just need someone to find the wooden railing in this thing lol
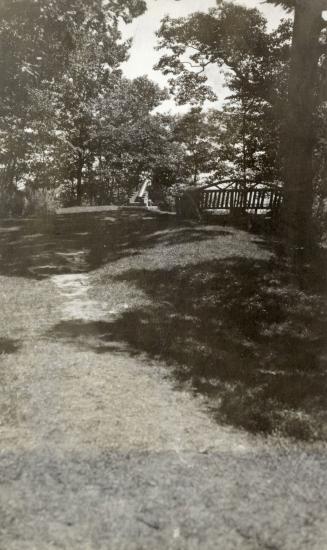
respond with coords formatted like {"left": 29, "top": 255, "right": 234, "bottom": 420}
{"left": 176, "top": 187, "right": 283, "bottom": 218}
{"left": 200, "top": 188, "right": 283, "bottom": 211}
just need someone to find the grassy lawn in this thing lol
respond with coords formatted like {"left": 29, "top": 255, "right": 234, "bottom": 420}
{"left": 1, "top": 208, "right": 326, "bottom": 441}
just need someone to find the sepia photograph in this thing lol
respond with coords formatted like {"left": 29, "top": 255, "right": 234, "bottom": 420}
{"left": 0, "top": 0, "right": 327, "bottom": 548}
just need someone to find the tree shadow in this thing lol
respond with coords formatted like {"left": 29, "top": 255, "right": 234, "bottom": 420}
{"left": 0, "top": 211, "right": 231, "bottom": 280}
{"left": 48, "top": 255, "right": 327, "bottom": 440}
{"left": 0, "top": 337, "right": 21, "bottom": 355}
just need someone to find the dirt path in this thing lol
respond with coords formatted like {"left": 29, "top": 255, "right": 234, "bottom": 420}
{"left": 0, "top": 210, "right": 326, "bottom": 549}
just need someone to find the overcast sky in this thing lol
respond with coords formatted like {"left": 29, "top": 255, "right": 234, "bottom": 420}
{"left": 121, "top": 0, "right": 288, "bottom": 112}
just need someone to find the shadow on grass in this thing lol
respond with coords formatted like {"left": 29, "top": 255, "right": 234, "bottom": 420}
{"left": 0, "top": 337, "right": 21, "bottom": 355}
{"left": 48, "top": 255, "right": 327, "bottom": 441}
{"left": 0, "top": 211, "right": 231, "bottom": 280}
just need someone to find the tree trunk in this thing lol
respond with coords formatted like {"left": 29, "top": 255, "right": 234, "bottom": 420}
{"left": 242, "top": 109, "right": 247, "bottom": 192}
{"left": 283, "top": 1, "right": 324, "bottom": 251}
{"left": 193, "top": 163, "right": 198, "bottom": 185}
{"left": 76, "top": 152, "right": 83, "bottom": 206}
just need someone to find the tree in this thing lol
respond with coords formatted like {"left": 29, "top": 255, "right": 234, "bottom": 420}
{"left": 92, "top": 76, "right": 169, "bottom": 204}
{"left": 267, "top": 0, "right": 327, "bottom": 250}
{"left": 172, "top": 108, "right": 218, "bottom": 185}
{"left": 155, "top": 2, "right": 291, "bottom": 186}
{"left": 156, "top": 2, "right": 270, "bottom": 105}
{"left": 0, "top": 0, "right": 148, "bottom": 208}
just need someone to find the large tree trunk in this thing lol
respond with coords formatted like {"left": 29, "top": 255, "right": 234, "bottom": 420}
{"left": 283, "top": 1, "right": 325, "bottom": 251}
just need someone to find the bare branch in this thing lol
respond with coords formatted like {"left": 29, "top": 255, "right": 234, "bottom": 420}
{"left": 180, "top": 59, "right": 212, "bottom": 74}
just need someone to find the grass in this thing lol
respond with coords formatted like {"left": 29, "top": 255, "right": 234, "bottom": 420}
{"left": 1, "top": 208, "right": 326, "bottom": 441}
{"left": 93, "top": 257, "right": 327, "bottom": 440}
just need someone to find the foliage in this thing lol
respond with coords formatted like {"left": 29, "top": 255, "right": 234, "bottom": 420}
{"left": 266, "top": 0, "right": 327, "bottom": 10}
{"left": 156, "top": 2, "right": 270, "bottom": 104}
{"left": 171, "top": 107, "right": 221, "bottom": 184}
{"left": 156, "top": 3, "right": 292, "bottom": 186}
{"left": 0, "top": 0, "right": 170, "bottom": 209}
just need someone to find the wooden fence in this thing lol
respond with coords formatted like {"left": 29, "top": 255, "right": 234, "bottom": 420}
{"left": 176, "top": 187, "right": 283, "bottom": 218}
{"left": 200, "top": 188, "right": 283, "bottom": 211}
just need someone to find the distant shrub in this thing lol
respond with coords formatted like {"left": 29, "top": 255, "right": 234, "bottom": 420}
{"left": 158, "top": 182, "right": 193, "bottom": 212}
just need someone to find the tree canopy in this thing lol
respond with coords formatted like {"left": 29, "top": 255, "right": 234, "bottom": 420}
{"left": 0, "top": 0, "right": 174, "bottom": 208}
{"left": 155, "top": 3, "right": 292, "bottom": 187}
